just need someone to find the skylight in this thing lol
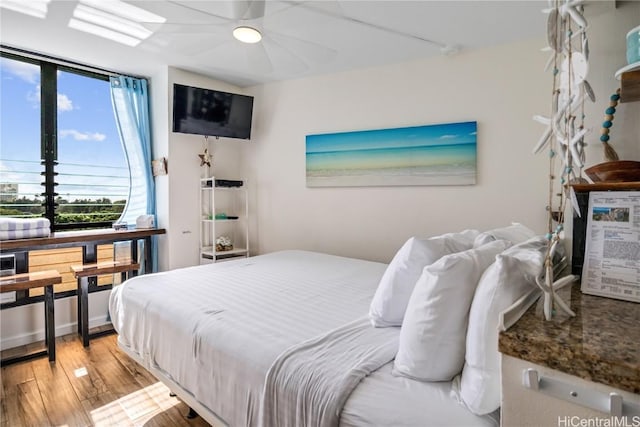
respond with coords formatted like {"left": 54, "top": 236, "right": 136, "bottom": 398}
{"left": 68, "top": 0, "right": 166, "bottom": 47}
{"left": 0, "top": 0, "right": 51, "bottom": 19}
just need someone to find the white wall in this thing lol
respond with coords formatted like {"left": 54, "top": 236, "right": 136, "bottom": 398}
{"left": 242, "top": 2, "right": 639, "bottom": 264}
{"left": 242, "top": 38, "right": 550, "bottom": 263}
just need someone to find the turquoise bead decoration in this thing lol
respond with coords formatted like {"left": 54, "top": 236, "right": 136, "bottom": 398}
{"left": 599, "top": 89, "right": 621, "bottom": 161}
{"left": 545, "top": 233, "right": 553, "bottom": 240}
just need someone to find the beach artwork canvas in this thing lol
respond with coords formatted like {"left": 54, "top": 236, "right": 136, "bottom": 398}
{"left": 306, "top": 121, "right": 477, "bottom": 187}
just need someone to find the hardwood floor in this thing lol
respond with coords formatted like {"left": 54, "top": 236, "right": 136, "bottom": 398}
{"left": 1, "top": 333, "right": 213, "bottom": 427}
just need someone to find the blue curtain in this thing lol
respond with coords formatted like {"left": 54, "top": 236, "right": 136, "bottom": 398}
{"left": 110, "top": 76, "right": 158, "bottom": 272}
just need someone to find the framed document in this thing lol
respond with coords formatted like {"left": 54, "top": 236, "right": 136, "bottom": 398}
{"left": 581, "top": 191, "right": 640, "bottom": 302}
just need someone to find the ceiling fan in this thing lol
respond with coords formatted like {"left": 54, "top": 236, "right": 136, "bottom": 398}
{"left": 135, "top": 0, "right": 455, "bottom": 75}
{"left": 132, "top": 0, "right": 338, "bottom": 74}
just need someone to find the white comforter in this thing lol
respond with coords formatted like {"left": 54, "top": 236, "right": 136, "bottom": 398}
{"left": 110, "top": 250, "right": 388, "bottom": 426}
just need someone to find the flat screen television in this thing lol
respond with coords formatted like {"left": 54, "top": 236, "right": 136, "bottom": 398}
{"left": 172, "top": 83, "right": 254, "bottom": 140}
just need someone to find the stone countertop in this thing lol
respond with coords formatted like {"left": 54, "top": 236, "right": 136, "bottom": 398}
{"left": 499, "top": 283, "right": 640, "bottom": 394}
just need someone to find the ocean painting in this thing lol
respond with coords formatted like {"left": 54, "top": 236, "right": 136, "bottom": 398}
{"left": 306, "top": 121, "right": 477, "bottom": 187}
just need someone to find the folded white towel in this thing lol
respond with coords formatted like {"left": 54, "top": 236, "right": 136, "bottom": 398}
{"left": 0, "top": 217, "right": 50, "bottom": 231}
{"left": 0, "top": 218, "right": 51, "bottom": 240}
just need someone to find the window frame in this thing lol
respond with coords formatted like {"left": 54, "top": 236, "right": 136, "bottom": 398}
{"left": 1, "top": 51, "right": 123, "bottom": 231}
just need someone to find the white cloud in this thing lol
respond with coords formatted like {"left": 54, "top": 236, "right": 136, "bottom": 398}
{"left": 59, "top": 129, "right": 106, "bottom": 141}
{"left": 20, "top": 84, "right": 74, "bottom": 112}
{"left": 58, "top": 93, "right": 74, "bottom": 111}
{"left": 1, "top": 57, "right": 39, "bottom": 84}
{"left": 26, "top": 85, "right": 40, "bottom": 108}
{"left": 0, "top": 160, "right": 12, "bottom": 173}
{"left": 439, "top": 134, "right": 459, "bottom": 139}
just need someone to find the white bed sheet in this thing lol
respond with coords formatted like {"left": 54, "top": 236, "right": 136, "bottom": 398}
{"left": 341, "top": 363, "right": 499, "bottom": 427}
{"left": 110, "top": 250, "right": 499, "bottom": 427}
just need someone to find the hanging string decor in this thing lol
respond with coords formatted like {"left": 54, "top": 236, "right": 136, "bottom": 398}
{"left": 599, "top": 89, "right": 621, "bottom": 162}
{"left": 531, "top": 0, "right": 595, "bottom": 320}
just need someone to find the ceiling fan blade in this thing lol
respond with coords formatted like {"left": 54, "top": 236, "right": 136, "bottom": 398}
{"left": 265, "top": 30, "right": 336, "bottom": 67}
{"left": 295, "top": 0, "right": 450, "bottom": 51}
{"left": 257, "top": 34, "right": 308, "bottom": 74}
{"left": 232, "top": 0, "right": 266, "bottom": 20}
{"left": 143, "top": 22, "right": 230, "bottom": 35}
{"left": 179, "top": 36, "right": 236, "bottom": 57}
{"left": 131, "top": 0, "right": 230, "bottom": 24}
{"left": 243, "top": 42, "right": 273, "bottom": 74}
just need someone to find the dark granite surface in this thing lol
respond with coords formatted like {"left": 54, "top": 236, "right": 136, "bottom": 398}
{"left": 499, "top": 283, "right": 640, "bottom": 394}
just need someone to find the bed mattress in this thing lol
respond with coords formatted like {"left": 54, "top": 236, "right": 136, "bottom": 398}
{"left": 110, "top": 250, "right": 497, "bottom": 426}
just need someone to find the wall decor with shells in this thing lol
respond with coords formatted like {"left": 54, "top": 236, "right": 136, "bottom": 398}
{"left": 532, "top": 0, "right": 594, "bottom": 320}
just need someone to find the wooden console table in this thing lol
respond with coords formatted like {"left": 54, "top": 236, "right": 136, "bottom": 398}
{"left": 0, "top": 227, "right": 166, "bottom": 279}
{"left": 0, "top": 228, "right": 166, "bottom": 357}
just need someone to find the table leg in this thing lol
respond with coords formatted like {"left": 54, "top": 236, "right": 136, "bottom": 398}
{"left": 144, "top": 236, "right": 152, "bottom": 274}
{"left": 44, "top": 285, "right": 55, "bottom": 362}
{"left": 79, "top": 244, "right": 98, "bottom": 334}
{"left": 80, "top": 277, "right": 90, "bottom": 347}
{"left": 131, "top": 240, "right": 139, "bottom": 277}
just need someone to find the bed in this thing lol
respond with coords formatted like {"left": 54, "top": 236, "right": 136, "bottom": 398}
{"left": 110, "top": 249, "right": 503, "bottom": 427}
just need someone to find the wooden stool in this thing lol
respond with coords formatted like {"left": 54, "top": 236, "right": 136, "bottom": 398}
{"left": 0, "top": 270, "right": 62, "bottom": 365}
{"left": 71, "top": 260, "right": 139, "bottom": 347}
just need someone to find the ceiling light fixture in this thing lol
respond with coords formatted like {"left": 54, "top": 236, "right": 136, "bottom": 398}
{"left": 233, "top": 26, "right": 262, "bottom": 44}
{"left": 68, "top": 18, "right": 140, "bottom": 47}
{"left": 68, "top": 0, "right": 165, "bottom": 47}
{"left": 73, "top": 5, "right": 154, "bottom": 41}
{"left": 0, "top": 0, "right": 51, "bottom": 19}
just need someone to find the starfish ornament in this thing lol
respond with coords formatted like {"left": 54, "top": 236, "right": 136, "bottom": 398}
{"left": 198, "top": 148, "right": 212, "bottom": 167}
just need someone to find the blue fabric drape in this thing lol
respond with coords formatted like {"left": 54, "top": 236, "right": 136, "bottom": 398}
{"left": 110, "top": 76, "right": 158, "bottom": 272}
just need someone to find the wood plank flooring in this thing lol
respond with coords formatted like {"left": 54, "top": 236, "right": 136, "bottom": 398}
{"left": 1, "top": 334, "right": 213, "bottom": 427}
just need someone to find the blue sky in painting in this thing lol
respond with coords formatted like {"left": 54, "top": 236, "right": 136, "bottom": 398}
{"left": 306, "top": 121, "right": 477, "bottom": 154}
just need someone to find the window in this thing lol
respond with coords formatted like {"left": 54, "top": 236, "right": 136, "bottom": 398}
{"left": 0, "top": 52, "right": 129, "bottom": 230}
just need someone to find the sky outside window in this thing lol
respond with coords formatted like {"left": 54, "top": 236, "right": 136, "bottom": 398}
{"left": 56, "top": 69, "right": 129, "bottom": 204}
{"left": 1, "top": 56, "right": 130, "bottom": 219}
{"left": 0, "top": 56, "right": 42, "bottom": 208}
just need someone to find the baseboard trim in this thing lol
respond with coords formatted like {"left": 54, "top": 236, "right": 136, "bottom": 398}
{"left": 0, "top": 317, "right": 111, "bottom": 350}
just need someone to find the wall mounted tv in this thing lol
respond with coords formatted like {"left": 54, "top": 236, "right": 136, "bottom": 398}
{"left": 172, "top": 83, "right": 254, "bottom": 140}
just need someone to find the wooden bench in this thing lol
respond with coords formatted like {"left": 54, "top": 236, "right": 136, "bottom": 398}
{"left": 0, "top": 270, "right": 62, "bottom": 365}
{"left": 71, "top": 260, "right": 140, "bottom": 347}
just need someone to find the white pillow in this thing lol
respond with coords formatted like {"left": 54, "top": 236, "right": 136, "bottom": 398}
{"left": 369, "top": 229, "right": 479, "bottom": 327}
{"left": 473, "top": 223, "right": 536, "bottom": 247}
{"left": 393, "top": 239, "right": 511, "bottom": 381}
{"left": 460, "top": 236, "right": 547, "bottom": 415}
